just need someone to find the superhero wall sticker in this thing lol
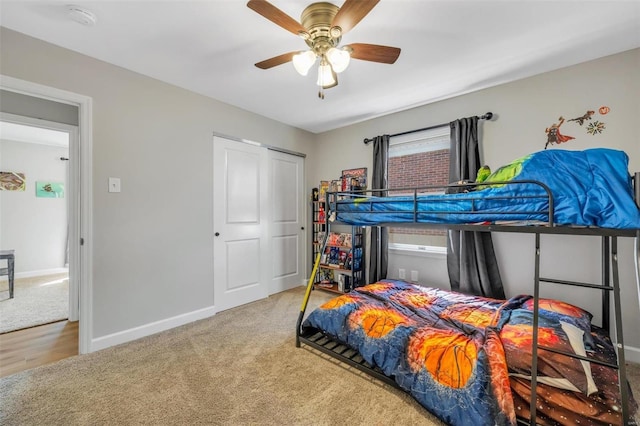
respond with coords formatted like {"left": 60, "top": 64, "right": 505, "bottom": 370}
{"left": 544, "top": 106, "right": 610, "bottom": 149}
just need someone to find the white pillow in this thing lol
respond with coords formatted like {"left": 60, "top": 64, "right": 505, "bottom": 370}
{"left": 560, "top": 321, "right": 598, "bottom": 395}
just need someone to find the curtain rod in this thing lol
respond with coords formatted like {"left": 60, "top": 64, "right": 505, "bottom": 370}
{"left": 363, "top": 112, "right": 493, "bottom": 145}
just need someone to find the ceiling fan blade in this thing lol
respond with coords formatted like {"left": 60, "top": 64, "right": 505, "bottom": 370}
{"left": 347, "top": 43, "right": 401, "bottom": 64}
{"left": 247, "top": 0, "right": 306, "bottom": 36}
{"left": 255, "top": 51, "right": 297, "bottom": 69}
{"left": 331, "top": 0, "right": 380, "bottom": 34}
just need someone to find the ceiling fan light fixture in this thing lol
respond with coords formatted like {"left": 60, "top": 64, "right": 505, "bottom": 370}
{"left": 292, "top": 50, "right": 317, "bottom": 76}
{"left": 326, "top": 47, "right": 350, "bottom": 73}
{"left": 247, "top": 0, "right": 400, "bottom": 97}
{"left": 316, "top": 61, "right": 336, "bottom": 88}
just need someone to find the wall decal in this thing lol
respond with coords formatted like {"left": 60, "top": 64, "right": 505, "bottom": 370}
{"left": 586, "top": 121, "right": 606, "bottom": 135}
{"left": 36, "top": 181, "right": 64, "bottom": 198}
{"left": 568, "top": 110, "right": 594, "bottom": 126}
{"left": 0, "top": 171, "right": 26, "bottom": 191}
{"left": 544, "top": 106, "right": 611, "bottom": 148}
{"left": 545, "top": 116, "right": 575, "bottom": 149}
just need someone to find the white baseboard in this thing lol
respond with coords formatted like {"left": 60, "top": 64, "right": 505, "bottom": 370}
{"left": 625, "top": 344, "right": 640, "bottom": 364}
{"left": 0, "top": 267, "right": 69, "bottom": 282}
{"left": 90, "top": 305, "right": 216, "bottom": 352}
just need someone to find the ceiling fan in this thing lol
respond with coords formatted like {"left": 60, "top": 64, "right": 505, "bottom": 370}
{"left": 247, "top": 0, "right": 401, "bottom": 98}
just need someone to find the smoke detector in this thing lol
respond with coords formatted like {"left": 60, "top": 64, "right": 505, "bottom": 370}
{"left": 66, "top": 5, "right": 97, "bottom": 26}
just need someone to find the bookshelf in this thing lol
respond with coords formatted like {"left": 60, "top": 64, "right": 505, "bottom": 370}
{"left": 311, "top": 187, "right": 327, "bottom": 282}
{"left": 314, "top": 227, "right": 365, "bottom": 294}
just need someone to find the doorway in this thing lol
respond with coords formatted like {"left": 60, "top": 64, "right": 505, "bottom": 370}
{"left": 0, "top": 116, "right": 77, "bottom": 333}
{"left": 1, "top": 75, "right": 93, "bottom": 355}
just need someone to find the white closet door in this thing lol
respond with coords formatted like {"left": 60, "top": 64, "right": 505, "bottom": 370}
{"left": 268, "top": 150, "right": 305, "bottom": 294}
{"left": 213, "top": 136, "right": 269, "bottom": 312}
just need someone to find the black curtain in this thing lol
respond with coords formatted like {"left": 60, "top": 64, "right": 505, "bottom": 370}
{"left": 446, "top": 117, "right": 505, "bottom": 299}
{"left": 368, "top": 135, "right": 389, "bottom": 283}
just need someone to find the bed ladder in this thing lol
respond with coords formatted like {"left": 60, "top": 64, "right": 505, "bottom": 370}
{"left": 529, "top": 232, "right": 635, "bottom": 426}
{"left": 296, "top": 231, "right": 329, "bottom": 348}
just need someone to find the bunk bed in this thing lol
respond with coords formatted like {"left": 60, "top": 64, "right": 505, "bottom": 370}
{"left": 296, "top": 148, "right": 640, "bottom": 426}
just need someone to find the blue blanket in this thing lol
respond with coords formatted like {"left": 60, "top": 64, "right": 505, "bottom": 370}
{"left": 334, "top": 149, "right": 640, "bottom": 229}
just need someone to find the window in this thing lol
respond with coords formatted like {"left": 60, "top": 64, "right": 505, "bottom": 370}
{"left": 388, "top": 126, "right": 450, "bottom": 251}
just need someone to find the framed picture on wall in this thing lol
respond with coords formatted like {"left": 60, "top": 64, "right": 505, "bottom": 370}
{"left": 36, "top": 181, "right": 65, "bottom": 198}
{"left": 0, "top": 171, "right": 26, "bottom": 191}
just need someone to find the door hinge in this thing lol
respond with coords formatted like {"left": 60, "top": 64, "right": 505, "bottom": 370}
{"left": 80, "top": 238, "right": 85, "bottom": 246}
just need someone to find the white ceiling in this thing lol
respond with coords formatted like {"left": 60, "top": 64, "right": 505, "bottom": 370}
{"left": 0, "top": 121, "right": 70, "bottom": 147}
{"left": 1, "top": 1, "right": 638, "bottom": 134}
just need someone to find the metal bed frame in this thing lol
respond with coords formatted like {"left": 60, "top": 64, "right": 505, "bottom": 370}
{"left": 296, "top": 173, "right": 640, "bottom": 426}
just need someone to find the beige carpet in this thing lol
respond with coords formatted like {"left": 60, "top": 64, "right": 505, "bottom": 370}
{"left": 0, "top": 273, "right": 69, "bottom": 334}
{"left": 0, "top": 287, "right": 441, "bottom": 425}
{"left": 0, "top": 286, "right": 637, "bottom": 425}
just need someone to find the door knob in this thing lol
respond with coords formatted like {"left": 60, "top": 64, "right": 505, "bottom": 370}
{"left": 301, "top": 227, "right": 305, "bottom": 230}
{"left": 215, "top": 232, "right": 220, "bottom": 237}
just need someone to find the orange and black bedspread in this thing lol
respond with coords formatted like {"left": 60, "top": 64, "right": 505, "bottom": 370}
{"left": 302, "top": 280, "right": 637, "bottom": 426}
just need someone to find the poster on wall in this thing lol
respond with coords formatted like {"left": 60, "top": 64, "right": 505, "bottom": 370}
{"left": 0, "top": 171, "right": 26, "bottom": 191}
{"left": 341, "top": 167, "right": 367, "bottom": 192}
{"left": 36, "top": 181, "right": 65, "bottom": 198}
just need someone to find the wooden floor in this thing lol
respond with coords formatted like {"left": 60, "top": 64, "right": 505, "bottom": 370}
{"left": 0, "top": 320, "right": 78, "bottom": 378}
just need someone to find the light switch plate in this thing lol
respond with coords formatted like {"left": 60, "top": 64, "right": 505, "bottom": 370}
{"left": 108, "top": 177, "right": 121, "bottom": 193}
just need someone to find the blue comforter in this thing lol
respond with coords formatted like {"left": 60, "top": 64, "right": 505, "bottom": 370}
{"left": 334, "top": 149, "right": 640, "bottom": 229}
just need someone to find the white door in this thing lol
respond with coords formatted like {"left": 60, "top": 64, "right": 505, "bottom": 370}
{"left": 213, "top": 136, "right": 269, "bottom": 312}
{"left": 268, "top": 150, "right": 305, "bottom": 294}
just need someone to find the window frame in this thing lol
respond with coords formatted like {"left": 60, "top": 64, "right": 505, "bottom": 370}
{"left": 388, "top": 125, "right": 450, "bottom": 256}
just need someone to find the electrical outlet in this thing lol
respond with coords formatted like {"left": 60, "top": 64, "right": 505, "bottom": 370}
{"left": 411, "top": 270, "right": 419, "bottom": 281}
{"left": 398, "top": 268, "right": 406, "bottom": 279}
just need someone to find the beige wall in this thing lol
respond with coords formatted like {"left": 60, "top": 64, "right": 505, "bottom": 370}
{"left": 0, "top": 28, "right": 315, "bottom": 340}
{"left": 313, "top": 48, "right": 640, "bottom": 355}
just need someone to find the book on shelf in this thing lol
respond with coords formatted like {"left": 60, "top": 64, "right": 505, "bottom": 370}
{"left": 338, "top": 251, "right": 347, "bottom": 268}
{"left": 318, "top": 268, "right": 334, "bottom": 284}
{"left": 336, "top": 273, "right": 345, "bottom": 292}
{"left": 329, "top": 247, "right": 340, "bottom": 264}
{"left": 329, "top": 179, "right": 342, "bottom": 199}
{"left": 319, "top": 181, "right": 329, "bottom": 202}
{"left": 344, "top": 253, "right": 352, "bottom": 270}
{"left": 327, "top": 232, "right": 351, "bottom": 248}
